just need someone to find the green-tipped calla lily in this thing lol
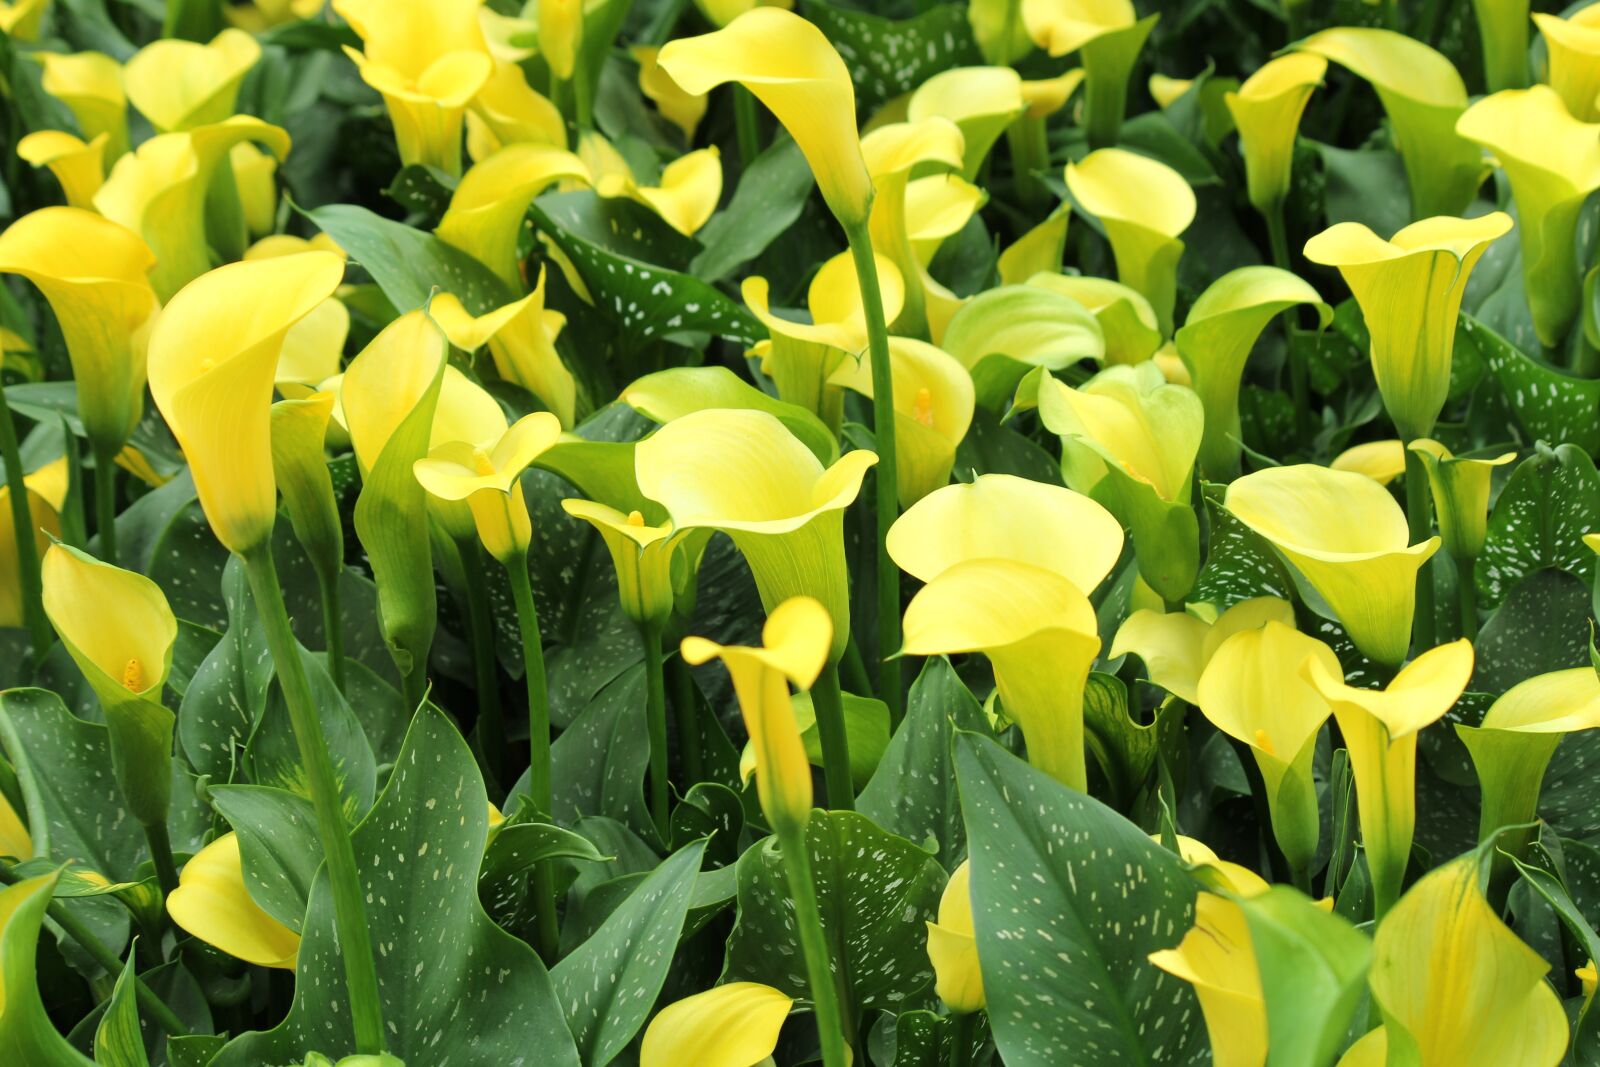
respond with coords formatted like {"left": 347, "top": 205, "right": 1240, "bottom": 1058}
{"left": 34, "top": 51, "right": 128, "bottom": 160}
{"left": 1065, "top": 148, "right": 1195, "bottom": 334}
{"left": 466, "top": 60, "right": 566, "bottom": 162}
{"left": 861, "top": 116, "right": 965, "bottom": 335}
{"left": 634, "top": 45, "right": 708, "bottom": 143}
{"left": 1332, "top": 439, "right": 1407, "bottom": 486}
{"left": 597, "top": 146, "right": 723, "bottom": 236}
{"left": 1148, "top": 891, "right": 1267, "bottom": 1067}
{"left": 124, "top": 28, "right": 260, "bottom": 132}
{"left": 1472, "top": 0, "right": 1531, "bottom": 92}
{"left": 17, "top": 131, "right": 106, "bottom": 210}
{"left": 903, "top": 557, "right": 1101, "bottom": 789}
{"left": 413, "top": 413, "right": 562, "bottom": 564}
{"left": 906, "top": 66, "right": 1025, "bottom": 178}
{"left": 1535, "top": 7, "right": 1600, "bottom": 122}
{"left": 1302, "top": 639, "right": 1474, "bottom": 916}
{"left": 641, "top": 982, "right": 794, "bottom": 1067}
{"left": 926, "top": 860, "right": 984, "bottom": 1014}
{"left": 1033, "top": 362, "right": 1204, "bottom": 603}
{"left": 997, "top": 208, "right": 1071, "bottom": 286}
{"left": 1224, "top": 53, "right": 1326, "bottom": 219}
{"left": 1290, "top": 28, "right": 1484, "bottom": 218}
{"left": 969, "top": 0, "right": 1032, "bottom": 64}
{"left": 148, "top": 252, "right": 345, "bottom": 555}
{"left": 827, "top": 336, "right": 974, "bottom": 506}
{"left": 41, "top": 542, "right": 177, "bottom": 829}
{"left": 636, "top": 408, "right": 876, "bottom": 661}
{"left": 1021, "top": 0, "right": 1158, "bottom": 147}
{"left": 435, "top": 142, "right": 591, "bottom": 288}
{"left": 1197, "top": 621, "right": 1339, "bottom": 877}
{"left": 168, "top": 833, "right": 300, "bottom": 969}
{"left": 0, "top": 207, "right": 159, "bottom": 458}
{"left": 93, "top": 115, "right": 292, "bottom": 300}
{"left": 1111, "top": 595, "right": 1295, "bottom": 704}
{"left": 1302, "top": 213, "right": 1511, "bottom": 442}
{"left": 657, "top": 8, "right": 874, "bottom": 226}
{"left": 1226, "top": 464, "right": 1440, "bottom": 667}
{"left": 1027, "top": 273, "right": 1161, "bottom": 366}
{"left": 1406, "top": 440, "right": 1515, "bottom": 561}
{"left": 941, "top": 283, "right": 1104, "bottom": 410}
{"left": 271, "top": 391, "right": 344, "bottom": 588}
{"left": 1457, "top": 86, "right": 1600, "bottom": 348}
{"left": 560, "top": 500, "right": 700, "bottom": 628}
{"left": 1175, "top": 265, "right": 1331, "bottom": 479}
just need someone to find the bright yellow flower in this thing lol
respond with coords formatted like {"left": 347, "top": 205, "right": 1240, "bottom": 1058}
{"left": 0, "top": 461, "right": 66, "bottom": 630}
{"left": 17, "top": 131, "right": 106, "bottom": 210}
{"left": 1021, "top": 0, "right": 1158, "bottom": 147}
{"left": 34, "top": 50, "right": 128, "bottom": 160}
{"left": 906, "top": 66, "right": 1024, "bottom": 178}
{"left": 1166, "top": 834, "right": 1272, "bottom": 897}
{"left": 1027, "top": 273, "right": 1161, "bottom": 366}
{"left": 597, "top": 146, "right": 723, "bottom": 236}
{"left": 861, "top": 116, "right": 965, "bottom": 335}
{"left": 1149, "top": 892, "right": 1266, "bottom": 1067}
{"left": 560, "top": 501, "right": 692, "bottom": 627}
{"left": 429, "top": 269, "right": 576, "bottom": 427}
{"left": 168, "top": 833, "right": 300, "bottom": 969}
{"left": 641, "top": 982, "right": 793, "bottom": 1067}
{"left": 435, "top": 142, "right": 591, "bottom": 288}
{"left": 1406, "top": 440, "right": 1515, "bottom": 561}
{"left": 1535, "top": 6, "right": 1600, "bottom": 122}
{"left": 1225, "top": 54, "right": 1325, "bottom": 218}
{"left": 926, "top": 860, "right": 984, "bottom": 1013}
{"left": 537, "top": 0, "right": 583, "bottom": 80}
{"left": 124, "top": 28, "right": 260, "bottom": 132}
{"left": 231, "top": 141, "right": 279, "bottom": 239}
{"left": 634, "top": 45, "right": 708, "bottom": 143}
{"left": 1112, "top": 595, "right": 1295, "bottom": 704}
{"left": 1331, "top": 440, "right": 1407, "bottom": 486}
{"left": 0, "top": 790, "right": 30, "bottom": 860}
{"left": 414, "top": 413, "right": 563, "bottom": 563}
{"left": 904, "top": 173, "right": 987, "bottom": 265}
{"left": 0, "top": 0, "right": 48, "bottom": 39}
{"left": 466, "top": 61, "right": 566, "bottom": 162}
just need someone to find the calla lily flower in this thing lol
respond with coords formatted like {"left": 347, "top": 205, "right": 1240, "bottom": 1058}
{"left": 435, "top": 142, "right": 591, "bottom": 288}
{"left": 1226, "top": 464, "right": 1441, "bottom": 667}
{"left": 1331, "top": 440, "right": 1407, "bottom": 486}
{"left": 41, "top": 543, "right": 177, "bottom": 829}
{"left": 1148, "top": 892, "right": 1266, "bottom": 1067}
{"left": 903, "top": 557, "right": 1101, "bottom": 789}
{"left": 1224, "top": 53, "right": 1326, "bottom": 219}
{"left": 413, "top": 413, "right": 563, "bottom": 564}
{"left": 1174, "top": 265, "right": 1330, "bottom": 479}
{"left": 943, "top": 283, "right": 1104, "bottom": 410}
{"left": 641, "top": 982, "right": 794, "bottom": 1067}
{"left": 1302, "top": 639, "right": 1474, "bottom": 916}
{"left": 1350, "top": 853, "right": 1568, "bottom": 1067}
{"left": 657, "top": 8, "right": 874, "bottom": 226}
{"left": 861, "top": 117, "right": 965, "bottom": 335}
{"left": 334, "top": 0, "right": 494, "bottom": 175}
{"left": 271, "top": 392, "right": 344, "bottom": 588}
{"left": 996, "top": 209, "right": 1071, "bottom": 286}
{"left": 906, "top": 66, "right": 1024, "bottom": 179}
{"left": 636, "top": 408, "right": 876, "bottom": 661}
{"left": 466, "top": 61, "right": 566, "bottom": 163}
{"left": 0, "top": 0, "right": 47, "bottom": 38}
{"left": 1457, "top": 86, "right": 1600, "bottom": 348}
{"left": 18, "top": 131, "right": 106, "bottom": 211}
{"left": 560, "top": 501, "right": 696, "bottom": 628}
{"left": 1168, "top": 834, "right": 1272, "bottom": 896}
{"left": 1027, "top": 273, "right": 1161, "bottom": 366}
{"left": 429, "top": 293, "right": 574, "bottom": 431}
{"left": 597, "top": 147, "right": 723, "bottom": 236}
{"left": 224, "top": 0, "right": 322, "bottom": 31}
{"left": 125, "top": 28, "right": 260, "bottom": 132}
{"left": 34, "top": 51, "right": 128, "bottom": 160}
{"left": 1, "top": 461, "right": 65, "bottom": 630}
{"left": 94, "top": 115, "right": 292, "bottom": 300}
{"left": 537, "top": 0, "right": 582, "bottom": 81}
{"left": 904, "top": 173, "right": 987, "bottom": 265}
{"left": 168, "top": 833, "right": 300, "bottom": 969}
{"left": 0, "top": 207, "right": 159, "bottom": 457}
{"left": 231, "top": 141, "right": 278, "bottom": 239}
{"left": 148, "top": 252, "right": 346, "bottom": 555}
{"left": 1197, "top": 621, "right": 1340, "bottom": 878}
{"left": 1535, "top": 7, "right": 1600, "bottom": 122}
{"left": 969, "top": 0, "right": 1032, "bottom": 64}
{"left": 1021, "top": 0, "right": 1158, "bottom": 147}
{"left": 634, "top": 45, "right": 707, "bottom": 143}
{"left": 1111, "top": 595, "right": 1296, "bottom": 705}
{"left": 1065, "top": 148, "right": 1195, "bottom": 334}
{"left": 926, "top": 860, "right": 984, "bottom": 1014}
{"left": 1290, "top": 29, "right": 1483, "bottom": 218}
{"left": 1406, "top": 440, "right": 1514, "bottom": 562}
{"left": 1033, "top": 362, "right": 1204, "bottom": 604}
{"left": 682, "top": 596, "right": 831, "bottom": 831}
{"left": 827, "top": 337, "right": 974, "bottom": 506}
{"left": 1303, "top": 214, "right": 1510, "bottom": 442}
{"left": 242, "top": 235, "right": 349, "bottom": 400}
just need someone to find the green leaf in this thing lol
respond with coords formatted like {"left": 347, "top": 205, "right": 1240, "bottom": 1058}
{"left": 177, "top": 559, "right": 272, "bottom": 783}
{"left": 1462, "top": 315, "right": 1600, "bottom": 457}
{"left": 1479, "top": 444, "right": 1600, "bottom": 609}
{"left": 246, "top": 645, "right": 378, "bottom": 822}
{"left": 550, "top": 665, "right": 654, "bottom": 841}
{"left": 1083, "top": 672, "right": 1186, "bottom": 811}
{"left": 1195, "top": 488, "right": 1294, "bottom": 609}
{"left": 801, "top": 0, "right": 982, "bottom": 108}
{"left": 0, "top": 872, "right": 94, "bottom": 1065}
{"left": 551, "top": 841, "right": 707, "bottom": 1067}
{"left": 724, "top": 811, "right": 946, "bottom": 1012}
{"left": 1473, "top": 568, "right": 1594, "bottom": 694}
{"left": 955, "top": 408, "right": 1065, "bottom": 485}
{"left": 790, "top": 689, "right": 890, "bottom": 789}
{"left": 691, "top": 137, "right": 815, "bottom": 283}
{"left": 93, "top": 955, "right": 151, "bottom": 1067}
{"left": 954, "top": 731, "right": 1208, "bottom": 1066}
{"left": 209, "top": 785, "right": 321, "bottom": 932}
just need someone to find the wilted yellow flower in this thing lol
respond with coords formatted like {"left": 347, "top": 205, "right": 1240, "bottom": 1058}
{"left": 168, "top": 833, "right": 300, "bottom": 969}
{"left": 125, "top": 28, "right": 260, "bottom": 132}
{"left": 1225, "top": 53, "right": 1326, "bottom": 219}
{"left": 34, "top": 51, "right": 128, "bottom": 160}
{"left": 1022, "top": 0, "right": 1158, "bottom": 147}
{"left": 435, "top": 142, "right": 591, "bottom": 287}
{"left": 926, "top": 860, "right": 984, "bottom": 1013}
{"left": 17, "top": 131, "right": 107, "bottom": 210}
{"left": 413, "top": 413, "right": 563, "bottom": 563}
{"left": 641, "top": 982, "right": 793, "bottom": 1067}
{"left": 1535, "top": 7, "right": 1600, "bottom": 122}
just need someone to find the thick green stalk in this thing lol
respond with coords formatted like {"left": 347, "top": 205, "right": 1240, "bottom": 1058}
{"left": 0, "top": 379, "right": 49, "bottom": 658}
{"left": 1456, "top": 555, "right": 1479, "bottom": 641}
{"left": 733, "top": 87, "right": 761, "bottom": 169}
{"left": 809, "top": 663, "right": 855, "bottom": 812}
{"left": 504, "top": 558, "right": 559, "bottom": 962}
{"left": 841, "top": 217, "right": 903, "bottom": 721}
{"left": 1266, "top": 206, "right": 1310, "bottom": 439}
{"left": 840, "top": 636, "right": 873, "bottom": 703}
{"left": 240, "top": 545, "right": 386, "bottom": 1055}
{"left": 458, "top": 540, "right": 505, "bottom": 784}
{"left": 776, "top": 823, "right": 852, "bottom": 1067}
{"left": 317, "top": 567, "right": 347, "bottom": 696}
{"left": 92, "top": 440, "right": 119, "bottom": 567}
{"left": 143, "top": 821, "right": 181, "bottom": 904}
{"left": 643, "top": 623, "right": 670, "bottom": 838}
{"left": 950, "top": 1011, "right": 975, "bottom": 1067}
{"left": 667, "top": 656, "right": 704, "bottom": 783}
{"left": 1402, "top": 445, "right": 1436, "bottom": 654}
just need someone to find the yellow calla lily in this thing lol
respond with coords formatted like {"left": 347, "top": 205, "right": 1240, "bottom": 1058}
{"left": 435, "top": 142, "right": 591, "bottom": 288}
{"left": 1022, "top": 69, "right": 1086, "bottom": 120}
{"left": 692, "top": 0, "right": 794, "bottom": 27}
{"left": 1457, "top": 86, "right": 1600, "bottom": 347}
{"left": 1065, "top": 148, "right": 1195, "bottom": 334}
{"left": 598, "top": 146, "right": 723, "bottom": 236}
{"left": 1535, "top": 7, "right": 1600, "bottom": 122}
{"left": 906, "top": 66, "right": 1024, "bottom": 179}
{"left": 1149, "top": 73, "right": 1191, "bottom": 111}
{"left": 1033, "top": 362, "right": 1204, "bottom": 603}
{"left": 560, "top": 501, "right": 693, "bottom": 628}
{"left": 1, "top": 462, "right": 65, "bottom": 630}
{"left": 271, "top": 296, "right": 349, "bottom": 399}
{"left": 905, "top": 173, "right": 987, "bottom": 265}
{"left": 17, "top": 131, "right": 106, "bottom": 210}
{"left": 1331, "top": 440, "right": 1407, "bottom": 486}
{"left": 420, "top": 366, "right": 511, "bottom": 544}
{"left": 943, "top": 284, "right": 1105, "bottom": 410}
{"left": 231, "top": 141, "right": 278, "bottom": 239}
{"left": 926, "top": 860, "right": 984, "bottom": 1014}
{"left": 148, "top": 252, "right": 346, "bottom": 555}
{"left": 334, "top": 0, "right": 494, "bottom": 175}
{"left": 94, "top": 115, "right": 292, "bottom": 300}
{"left": 657, "top": 8, "right": 873, "bottom": 226}
{"left": 1021, "top": 0, "right": 1158, "bottom": 148}
{"left": 167, "top": 833, "right": 300, "bottom": 969}
{"left": 634, "top": 45, "right": 707, "bottom": 143}
{"left": 1148, "top": 892, "right": 1266, "bottom": 1067}
{"left": 413, "top": 413, "right": 563, "bottom": 564}
{"left": 1406, "top": 440, "right": 1514, "bottom": 562}
{"left": 0, "top": 207, "right": 159, "bottom": 457}
{"left": 1111, "top": 595, "right": 1296, "bottom": 704}
{"left": 969, "top": 0, "right": 1032, "bottom": 64}
{"left": 1225, "top": 53, "right": 1326, "bottom": 221}
{"left": 33, "top": 50, "right": 127, "bottom": 161}
{"left": 1198, "top": 621, "right": 1339, "bottom": 878}
{"left": 1167, "top": 834, "right": 1273, "bottom": 897}
{"left": 1361, "top": 853, "right": 1568, "bottom": 1067}
{"left": 224, "top": 0, "right": 323, "bottom": 31}
{"left": 1303, "top": 639, "right": 1474, "bottom": 917}
{"left": 682, "top": 596, "right": 831, "bottom": 831}
{"left": 861, "top": 116, "right": 965, "bottom": 335}
{"left": 0, "top": 789, "right": 30, "bottom": 860}
{"left": 826, "top": 336, "right": 974, "bottom": 506}
{"left": 1226, "top": 464, "right": 1440, "bottom": 667}
{"left": 636, "top": 409, "right": 875, "bottom": 660}
{"left": 0, "top": 0, "right": 47, "bottom": 38}
{"left": 429, "top": 270, "right": 576, "bottom": 427}
{"left": 537, "top": 0, "right": 582, "bottom": 81}
{"left": 1174, "top": 265, "right": 1330, "bottom": 479}
{"left": 124, "top": 28, "right": 260, "bottom": 132}
{"left": 466, "top": 61, "right": 567, "bottom": 162}
{"left": 271, "top": 392, "right": 344, "bottom": 588}
{"left": 641, "top": 982, "right": 794, "bottom": 1067}
{"left": 997, "top": 209, "right": 1071, "bottom": 286}
{"left": 1303, "top": 214, "right": 1510, "bottom": 442}
{"left": 1290, "top": 29, "right": 1483, "bottom": 218}
{"left": 1027, "top": 273, "right": 1161, "bottom": 366}
{"left": 903, "top": 557, "right": 1101, "bottom": 789}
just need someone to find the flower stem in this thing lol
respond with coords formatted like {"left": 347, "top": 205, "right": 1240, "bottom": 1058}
{"left": 842, "top": 217, "right": 903, "bottom": 722}
{"left": 92, "top": 439, "right": 119, "bottom": 567}
{"left": 668, "top": 655, "right": 704, "bottom": 783}
{"left": 240, "top": 544, "right": 386, "bottom": 1055}
{"left": 317, "top": 566, "right": 347, "bottom": 695}
{"left": 503, "top": 556, "right": 560, "bottom": 962}
{"left": 733, "top": 87, "right": 761, "bottom": 169}
{"left": 949, "top": 1011, "right": 975, "bottom": 1067}
{"left": 810, "top": 663, "right": 855, "bottom": 812}
{"left": 1402, "top": 444, "right": 1436, "bottom": 654}
{"left": 1456, "top": 555, "right": 1479, "bottom": 641}
{"left": 458, "top": 540, "right": 505, "bottom": 786}
{"left": 643, "top": 623, "right": 670, "bottom": 839}
{"left": 0, "top": 379, "right": 49, "bottom": 660}
{"left": 143, "top": 820, "right": 181, "bottom": 904}
{"left": 776, "top": 823, "right": 851, "bottom": 1067}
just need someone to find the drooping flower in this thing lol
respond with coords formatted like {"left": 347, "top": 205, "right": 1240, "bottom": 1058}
{"left": 640, "top": 982, "right": 794, "bottom": 1067}
{"left": 167, "top": 833, "right": 300, "bottom": 969}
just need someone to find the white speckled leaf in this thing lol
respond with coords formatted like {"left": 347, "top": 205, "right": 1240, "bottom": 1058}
{"left": 954, "top": 732, "right": 1210, "bottom": 1066}
{"left": 1478, "top": 445, "right": 1600, "bottom": 610}
{"left": 177, "top": 558, "right": 273, "bottom": 782}
{"left": 550, "top": 665, "right": 654, "bottom": 840}
{"left": 245, "top": 644, "right": 377, "bottom": 821}
{"left": 210, "top": 785, "right": 321, "bottom": 932}
{"left": 1463, "top": 315, "right": 1600, "bottom": 457}
{"left": 802, "top": 0, "right": 983, "bottom": 107}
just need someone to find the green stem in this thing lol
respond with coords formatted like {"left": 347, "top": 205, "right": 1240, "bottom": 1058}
{"left": 1265, "top": 206, "right": 1311, "bottom": 440}
{"left": 733, "top": 87, "right": 761, "bottom": 169}
{"left": 504, "top": 557, "right": 559, "bottom": 962}
{"left": 810, "top": 663, "right": 855, "bottom": 812}
{"left": 1228, "top": 735, "right": 1291, "bottom": 884}
{"left": 840, "top": 635, "right": 873, "bottom": 702}
{"left": 572, "top": 60, "right": 594, "bottom": 135}
{"left": 317, "top": 566, "right": 346, "bottom": 696}
{"left": 240, "top": 545, "right": 385, "bottom": 1055}
{"left": 0, "top": 379, "right": 49, "bottom": 659}
{"left": 459, "top": 541, "right": 505, "bottom": 785}
{"left": 776, "top": 823, "right": 852, "bottom": 1067}
{"left": 1265, "top": 203, "right": 1291, "bottom": 270}
{"left": 842, "top": 217, "right": 903, "bottom": 722}
{"left": 668, "top": 655, "right": 704, "bottom": 784}
{"left": 1084, "top": 70, "right": 1125, "bottom": 151}
{"left": 143, "top": 821, "right": 181, "bottom": 905}
{"left": 1456, "top": 554, "right": 1479, "bottom": 641}
{"left": 1402, "top": 445, "right": 1436, "bottom": 654}
{"left": 950, "top": 1011, "right": 975, "bottom": 1067}
{"left": 92, "top": 439, "right": 119, "bottom": 567}
{"left": 643, "top": 623, "right": 670, "bottom": 839}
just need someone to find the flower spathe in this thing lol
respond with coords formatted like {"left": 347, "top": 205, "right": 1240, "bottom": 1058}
{"left": 466, "top": 60, "right": 566, "bottom": 162}
{"left": 1021, "top": 0, "right": 1158, "bottom": 148}
{"left": 1225, "top": 53, "right": 1326, "bottom": 217}
{"left": 1111, "top": 595, "right": 1295, "bottom": 705}
{"left": 17, "top": 131, "right": 107, "bottom": 210}
{"left": 167, "top": 833, "right": 300, "bottom": 969}
{"left": 926, "top": 860, "right": 984, "bottom": 1013}
{"left": 560, "top": 500, "right": 688, "bottom": 628}
{"left": 413, "top": 412, "right": 563, "bottom": 564}
{"left": 1148, "top": 891, "right": 1266, "bottom": 1067}
{"left": 1027, "top": 273, "right": 1161, "bottom": 366}
{"left": 124, "top": 28, "right": 261, "bottom": 132}
{"left": 641, "top": 982, "right": 793, "bottom": 1067}
{"left": 597, "top": 146, "right": 723, "bottom": 236}
{"left": 148, "top": 251, "right": 346, "bottom": 555}
{"left": 634, "top": 45, "right": 708, "bottom": 143}
{"left": 436, "top": 143, "right": 591, "bottom": 288}
{"left": 34, "top": 50, "right": 128, "bottom": 160}
{"left": 905, "top": 66, "right": 1024, "bottom": 179}
{"left": 1331, "top": 439, "right": 1407, "bottom": 486}
{"left": 1406, "top": 440, "right": 1515, "bottom": 561}
{"left": 1535, "top": 6, "right": 1600, "bottom": 122}
{"left": 861, "top": 117, "right": 965, "bottom": 334}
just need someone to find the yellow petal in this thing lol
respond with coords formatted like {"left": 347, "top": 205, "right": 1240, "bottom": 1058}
{"left": 0, "top": 789, "right": 30, "bottom": 860}
{"left": 341, "top": 311, "right": 450, "bottom": 474}
{"left": 334, "top": 0, "right": 489, "bottom": 79}
{"left": 1022, "top": 69, "right": 1086, "bottom": 118}
{"left": 41, "top": 541, "right": 177, "bottom": 704}
{"left": 274, "top": 297, "right": 349, "bottom": 391}
{"left": 1331, "top": 440, "right": 1407, "bottom": 486}
{"left": 1027, "top": 273, "right": 1161, "bottom": 366}
{"left": 969, "top": 0, "right": 1033, "bottom": 64}
{"left": 125, "top": 28, "right": 260, "bottom": 132}
{"left": 414, "top": 412, "right": 563, "bottom": 499}
{"left": 1407, "top": 439, "right": 1515, "bottom": 559}
{"left": 1480, "top": 668, "right": 1600, "bottom": 733}
{"left": 467, "top": 60, "right": 566, "bottom": 163}
{"left": 17, "top": 130, "right": 107, "bottom": 210}
{"left": 632, "top": 147, "right": 723, "bottom": 235}
{"left": 927, "top": 861, "right": 984, "bottom": 1013}
{"left": 640, "top": 982, "right": 793, "bottom": 1067}
{"left": 35, "top": 50, "right": 128, "bottom": 159}
{"left": 1110, "top": 609, "right": 1210, "bottom": 703}
{"left": 0, "top": 0, "right": 51, "bottom": 42}
{"left": 167, "top": 833, "right": 300, "bottom": 969}
{"left": 230, "top": 140, "right": 278, "bottom": 238}
{"left": 1225, "top": 53, "right": 1326, "bottom": 215}
{"left": 634, "top": 45, "right": 708, "bottom": 144}
{"left": 1022, "top": 0, "right": 1136, "bottom": 54}
{"left": 429, "top": 275, "right": 576, "bottom": 427}
{"left": 860, "top": 116, "right": 966, "bottom": 179}
{"left": 906, "top": 66, "right": 1025, "bottom": 178}
{"left": 537, "top": 0, "right": 583, "bottom": 80}
{"left": 436, "top": 142, "right": 591, "bottom": 287}
{"left": 744, "top": 248, "right": 904, "bottom": 354}
{"left": 1035, "top": 362, "right": 1202, "bottom": 501}
{"left": 561, "top": 499, "right": 677, "bottom": 625}
{"left": 905, "top": 173, "right": 987, "bottom": 262}
{"left": 1164, "top": 835, "right": 1272, "bottom": 898}
{"left": 1148, "top": 893, "right": 1267, "bottom": 1067}
{"left": 1535, "top": 8, "right": 1600, "bottom": 122}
